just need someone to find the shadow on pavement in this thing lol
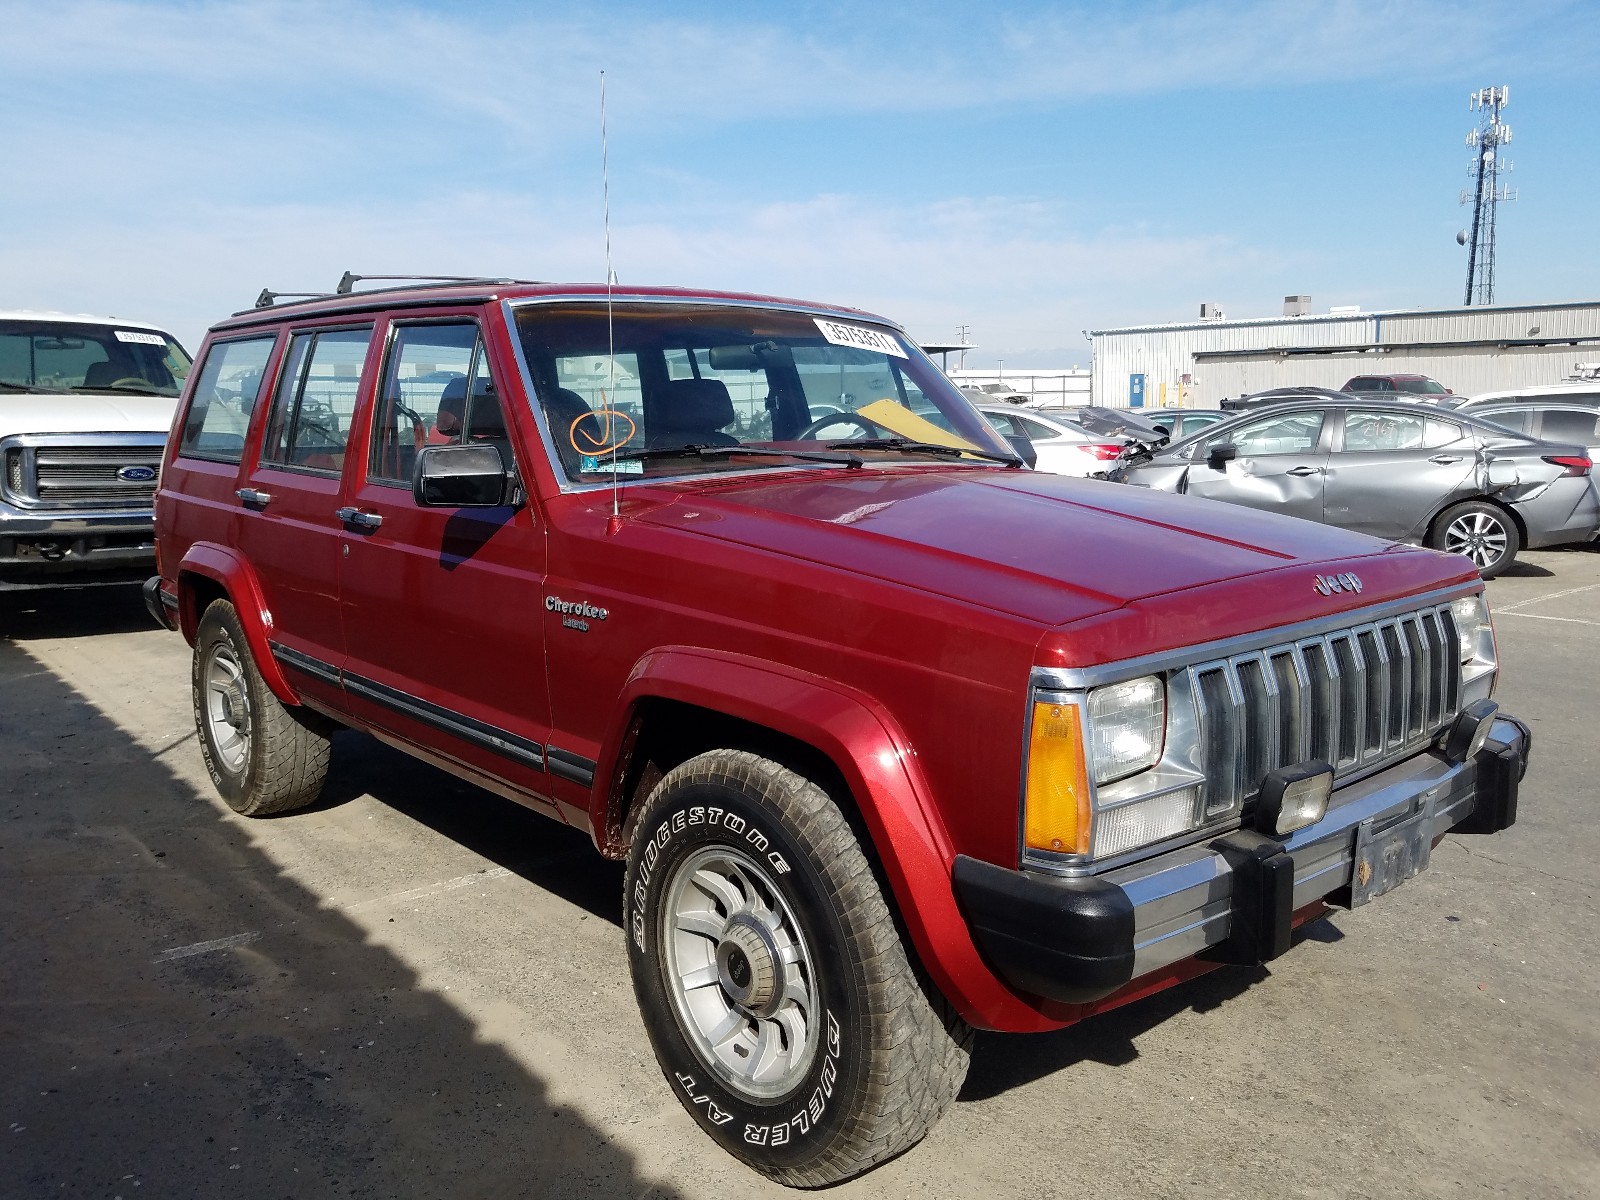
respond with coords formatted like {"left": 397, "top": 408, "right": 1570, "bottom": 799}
{"left": 0, "top": 583, "right": 156, "bottom": 639}
{"left": 0, "top": 638, "right": 677, "bottom": 1199}
{"left": 961, "top": 912, "right": 1348, "bottom": 1100}
{"left": 313, "top": 730, "right": 625, "bottom": 926}
{"left": 959, "top": 961, "right": 1273, "bottom": 1101}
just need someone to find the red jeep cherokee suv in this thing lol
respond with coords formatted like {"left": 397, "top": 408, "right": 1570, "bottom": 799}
{"left": 147, "top": 278, "right": 1528, "bottom": 1185}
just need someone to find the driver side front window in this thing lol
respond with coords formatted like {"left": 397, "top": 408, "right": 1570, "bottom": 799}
{"left": 1222, "top": 411, "right": 1325, "bottom": 457}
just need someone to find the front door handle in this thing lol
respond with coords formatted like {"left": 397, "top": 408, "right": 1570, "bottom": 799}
{"left": 1285, "top": 465, "right": 1322, "bottom": 477}
{"left": 1429, "top": 454, "right": 1463, "bottom": 464}
{"left": 335, "top": 506, "right": 383, "bottom": 531}
{"left": 235, "top": 488, "right": 272, "bottom": 507}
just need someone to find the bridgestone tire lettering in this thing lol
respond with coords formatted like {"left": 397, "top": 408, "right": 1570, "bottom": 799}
{"left": 622, "top": 748, "right": 972, "bottom": 1186}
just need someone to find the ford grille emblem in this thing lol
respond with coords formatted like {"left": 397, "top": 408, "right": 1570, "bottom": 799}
{"left": 118, "top": 465, "right": 157, "bottom": 482}
{"left": 1313, "top": 572, "right": 1363, "bottom": 596}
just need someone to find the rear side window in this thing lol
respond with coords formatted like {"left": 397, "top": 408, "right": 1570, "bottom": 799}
{"left": 1475, "top": 408, "right": 1531, "bottom": 434}
{"left": 178, "top": 336, "right": 276, "bottom": 462}
{"left": 1538, "top": 408, "right": 1600, "bottom": 443}
{"left": 1014, "top": 415, "right": 1059, "bottom": 440}
{"left": 260, "top": 327, "right": 374, "bottom": 473}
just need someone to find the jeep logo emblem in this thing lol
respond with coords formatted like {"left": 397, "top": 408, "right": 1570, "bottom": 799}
{"left": 117, "top": 465, "right": 157, "bottom": 482}
{"left": 1313, "top": 572, "right": 1363, "bottom": 596}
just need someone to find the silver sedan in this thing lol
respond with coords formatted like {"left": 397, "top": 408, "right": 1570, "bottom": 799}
{"left": 1113, "top": 399, "right": 1600, "bottom": 577}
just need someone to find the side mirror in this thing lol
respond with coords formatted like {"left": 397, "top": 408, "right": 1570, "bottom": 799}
{"left": 413, "top": 444, "right": 513, "bottom": 507}
{"left": 1206, "top": 443, "right": 1238, "bottom": 472}
{"left": 1005, "top": 434, "right": 1038, "bottom": 469}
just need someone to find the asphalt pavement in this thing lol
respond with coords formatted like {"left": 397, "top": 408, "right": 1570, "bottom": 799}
{"left": 2, "top": 545, "right": 1597, "bottom": 1199}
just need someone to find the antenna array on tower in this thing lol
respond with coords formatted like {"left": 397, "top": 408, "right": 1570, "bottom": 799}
{"left": 1459, "top": 86, "right": 1517, "bottom": 306}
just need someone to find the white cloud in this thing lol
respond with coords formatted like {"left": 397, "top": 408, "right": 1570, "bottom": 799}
{"left": 0, "top": 185, "right": 1284, "bottom": 356}
{"left": 1, "top": 1, "right": 1591, "bottom": 357}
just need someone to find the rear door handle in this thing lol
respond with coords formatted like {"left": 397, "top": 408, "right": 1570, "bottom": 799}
{"left": 335, "top": 506, "right": 383, "bottom": 530}
{"left": 1285, "top": 465, "right": 1322, "bottom": 477}
{"left": 1429, "top": 454, "right": 1463, "bottom": 464}
{"left": 235, "top": 488, "right": 271, "bottom": 507}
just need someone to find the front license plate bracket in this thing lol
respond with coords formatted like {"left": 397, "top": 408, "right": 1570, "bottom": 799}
{"left": 1350, "top": 797, "right": 1436, "bottom": 907}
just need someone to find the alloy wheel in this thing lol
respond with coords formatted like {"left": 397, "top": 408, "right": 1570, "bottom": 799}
{"left": 202, "top": 640, "right": 252, "bottom": 773}
{"left": 1444, "top": 510, "right": 1508, "bottom": 569}
{"left": 660, "top": 845, "right": 820, "bottom": 1099}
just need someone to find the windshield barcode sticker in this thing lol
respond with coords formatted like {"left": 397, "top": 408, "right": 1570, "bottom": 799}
{"left": 114, "top": 330, "right": 166, "bottom": 345}
{"left": 813, "top": 318, "right": 907, "bottom": 359}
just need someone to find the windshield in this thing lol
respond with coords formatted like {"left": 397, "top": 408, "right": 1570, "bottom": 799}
{"left": 0, "top": 319, "right": 191, "bottom": 396}
{"left": 1398, "top": 379, "right": 1449, "bottom": 395}
{"left": 513, "top": 302, "right": 1015, "bottom": 481}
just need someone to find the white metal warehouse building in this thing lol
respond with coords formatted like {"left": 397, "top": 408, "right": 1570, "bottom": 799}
{"left": 1088, "top": 299, "right": 1600, "bottom": 408}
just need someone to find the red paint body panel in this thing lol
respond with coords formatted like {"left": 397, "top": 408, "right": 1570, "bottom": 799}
{"left": 153, "top": 284, "right": 1483, "bottom": 1034}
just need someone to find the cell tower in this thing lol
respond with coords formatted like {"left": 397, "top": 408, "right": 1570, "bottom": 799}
{"left": 1457, "top": 86, "right": 1516, "bottom": 306}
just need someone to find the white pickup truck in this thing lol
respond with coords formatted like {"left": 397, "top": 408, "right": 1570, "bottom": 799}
{"left": 0, "top": 311, "right": 190, "bottom": 590}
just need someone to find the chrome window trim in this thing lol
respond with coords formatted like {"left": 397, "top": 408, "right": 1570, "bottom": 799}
{"left": 1030, "top": 581, "right": 1482, "bottom": 692}
{"left": 499, "top": 296, "right": 938, "bottom": 495}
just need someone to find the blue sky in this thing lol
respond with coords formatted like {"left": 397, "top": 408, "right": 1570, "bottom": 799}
{"left": 3, "top": 0, "right": 1597, "bottom": 364}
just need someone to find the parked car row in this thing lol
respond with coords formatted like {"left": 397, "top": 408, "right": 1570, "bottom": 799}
{"left": 1110, "top": 396, "right": 1599, "bottom": 577}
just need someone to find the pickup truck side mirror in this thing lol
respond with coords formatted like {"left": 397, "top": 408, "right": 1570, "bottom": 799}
{"left": 1206, "top": 443, "right": 1238, "bottom": 472}
{"left": 1004, "top": 434, "right": 1038, "bottom": 469}
{"left": 413, "top": 444, "right": 515, "bottom": 507}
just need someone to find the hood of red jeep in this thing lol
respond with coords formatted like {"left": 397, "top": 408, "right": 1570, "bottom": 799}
{"left": 639, "top": 466, "right": 1475, "bottom": 629}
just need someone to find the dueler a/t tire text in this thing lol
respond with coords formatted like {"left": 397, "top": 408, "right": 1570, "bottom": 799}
{"left": 192, "top": 599, "right": 332, "bottom": 817}
{"left": 623, "top": 749, "right": 972, "bottom": 1186}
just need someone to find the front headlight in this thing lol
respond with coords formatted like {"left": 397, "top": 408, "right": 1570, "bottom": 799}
{"left": 1085, "top": 675, "right": 1165, "bottom": 783}
{"left": 1024, "top": 675, "right": 1195, "bottom": 863}
{"left": 1450, "top": 593, "right": 1497, "bottom": 702}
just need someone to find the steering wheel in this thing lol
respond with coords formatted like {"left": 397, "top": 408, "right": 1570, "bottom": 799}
{"left": 109, "top": 377, "right": 150, "bottom": 388}
{"left": 797, "top": 412, "right": 883, "bottom": 440}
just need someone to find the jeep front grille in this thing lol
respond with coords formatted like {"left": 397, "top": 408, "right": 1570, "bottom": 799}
{"left": 1188, "top": 604, "right": 1461, "bottom": 817}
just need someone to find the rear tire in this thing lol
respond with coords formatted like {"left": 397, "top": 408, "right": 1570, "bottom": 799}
{"left": 192, "top": 599, "right": 331, "bottom": 816}
{"left": 623, "top": 749, "right": 971, "bottom": 1186}
{"left": 1430, "top": 500, "right": 1520, "bottom": 578}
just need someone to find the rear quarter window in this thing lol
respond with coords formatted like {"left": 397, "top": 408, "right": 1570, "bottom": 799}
{"left": 1537, "top": 408, "right": 1600, "bottom": 443}
{"left": 179, "top": 336, "right": 277, "bottom": 463}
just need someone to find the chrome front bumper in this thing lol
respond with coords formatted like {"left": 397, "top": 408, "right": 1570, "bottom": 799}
{"left": 954, "top": 715, "right": 1529, "bottom": 1006}
{"left": 0, "top": 503, "right": 157, "bottom": 588}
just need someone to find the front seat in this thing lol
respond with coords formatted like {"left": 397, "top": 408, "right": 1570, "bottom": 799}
{"left": 648, "top": 379, "right": 739, "bottom": 449}
{"left": 83, "top": 359, "right": 137, "bottom": 389}
{"left": 542, "top": 387, "right": 596, "bottom": 474}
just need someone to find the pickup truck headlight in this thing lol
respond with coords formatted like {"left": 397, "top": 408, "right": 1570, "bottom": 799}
{"left": 1450, "top": 593, "right": 1497, "bottom": 703}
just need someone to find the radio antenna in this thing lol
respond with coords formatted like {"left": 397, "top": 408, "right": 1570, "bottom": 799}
{"left": 601, "top": 70, "right": 623, "bottom": 530}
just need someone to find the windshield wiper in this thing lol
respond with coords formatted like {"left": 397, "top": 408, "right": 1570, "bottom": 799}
{"left": 71, "top": 382, "right": 164, "bottom": 395}
{"left": 610, "top": 444, "right": 863, "bottom": 469}
{"left": 824, "top": 437, "right": 1023, "bottom": 467}
{"left": 0, "top": 381, "right": 67, "bottom": 394}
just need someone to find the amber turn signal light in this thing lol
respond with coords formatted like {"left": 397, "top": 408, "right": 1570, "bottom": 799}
{"left": 1023, "top": 701, "right": 1092, "bottom": 855}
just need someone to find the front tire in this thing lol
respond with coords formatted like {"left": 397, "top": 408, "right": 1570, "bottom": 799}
{"left": 1430, "top": 500, "right": 1520, "bottom": 578}
{"left": 623, "top": 750, "right": 971, "bottom": 1186}
{"left": 192, "top": 599, "right": 331, "bottom": 816}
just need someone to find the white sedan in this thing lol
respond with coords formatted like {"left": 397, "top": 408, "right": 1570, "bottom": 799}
{"left": 978, "top": 406, "right": 1130, "bottom": 477}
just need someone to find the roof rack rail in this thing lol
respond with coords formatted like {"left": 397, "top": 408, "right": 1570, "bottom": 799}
{"left": 255, "top": 288, "right": 333, "bottom": 309}
{"left": 335, "top": 271, "right": 518, "bottom": 295}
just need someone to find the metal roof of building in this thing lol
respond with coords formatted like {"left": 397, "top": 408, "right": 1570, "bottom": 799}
{"left": 1090, "top": 297, "right": 1600, "bottom": 337}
